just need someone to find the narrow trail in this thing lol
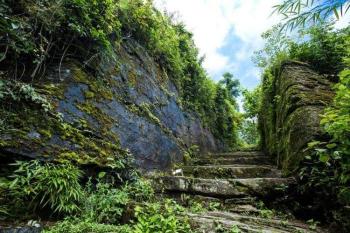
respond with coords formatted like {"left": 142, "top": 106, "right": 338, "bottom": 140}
{"left": 154, "top": 151, "right": 326, "bottom": 233}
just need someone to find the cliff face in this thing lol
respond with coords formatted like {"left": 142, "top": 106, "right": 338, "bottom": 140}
{"left": 0, "top": 40, "right": 220, "bottom": 170}
{"left": 260, "top": 61, "right": 334, "bottom": 174}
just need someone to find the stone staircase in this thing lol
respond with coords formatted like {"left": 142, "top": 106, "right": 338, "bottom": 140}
{"left": 154, "top": 151, "right": 326, "bottom": 233}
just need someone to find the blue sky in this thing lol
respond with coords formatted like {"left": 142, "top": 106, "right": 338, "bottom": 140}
{"left": 155, "top": 0, "right": 282, "bottom": 90}
{"left": 155, "top": 0, "right": 350, "bottom": 91}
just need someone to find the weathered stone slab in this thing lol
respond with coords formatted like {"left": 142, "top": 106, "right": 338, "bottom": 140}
{"left": 183, "top": 165, "right": 281, "bottom": 179}
{"left": 154, "top": 176, "right": 295, "bottom": 198}
{"left": 190, "top": 156, "right": 274, "bottom": 166}
{"left": 189, "top": 211, "right": 326, "bottom": 233}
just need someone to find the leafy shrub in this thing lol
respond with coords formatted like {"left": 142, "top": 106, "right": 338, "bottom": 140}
{"left": 0, "top": 178, "right": 10, "bottom": 218}
{"left": 133, "top": 199, "right": 193, "bottom": 233}
{"left": 0, "top": 80, "right": 53, "bottom": 112}
{"left": 289, "top": 23, "right": 350, "bottom": 74}
{"left": 0, "top": 0, "right": 119, "bottom": 79}
{"left": 44, "top": 218, "right": 132, "bottom": 233}
{"left": 42, "top": 175, "right": 156, "bottom": 231}
{"left": 320, "top": 50, "right": 350, "bottom": 205}
{"left": 255, "top": 22, "right": 349, "bottom": 74}
{"left": 125, "top": 178, "right": 154, "bottom": 202}
{"left": 81, "top": 181, "right": 129, "bottom": 224}
{"left": 214, "top": 222, "right": 242, "bottom": 233}
{"left": 9, "top": 160, "right": 83, "bottom": 214}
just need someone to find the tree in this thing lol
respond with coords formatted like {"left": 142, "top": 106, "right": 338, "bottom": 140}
{"left": 242, "top": 86, "right": 262, "bottom": 119}
{"left": 252, "top": 24, "right": 292, "bottom": 69}
{"left": 239, "top": 86, "right": 262, "bottom": 147}
{"left": 219, "top": 72, "right": 240, "bottom": 98}
{"left": 274, "top": 0, "right": 350, "bottom": 30}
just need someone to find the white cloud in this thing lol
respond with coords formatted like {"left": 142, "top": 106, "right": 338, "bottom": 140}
{"left": 154, "top": 0, "right": 282, "bottom": 82}
{"left": 334, "top": 14, "right": 350, "bottom": 29}
{"left": 154, "top": 0, "right": 233, "bottom": 75}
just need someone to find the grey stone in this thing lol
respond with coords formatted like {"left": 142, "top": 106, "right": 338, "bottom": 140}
{"left": 154, "top": 176, "right": 295, "bottom": 198}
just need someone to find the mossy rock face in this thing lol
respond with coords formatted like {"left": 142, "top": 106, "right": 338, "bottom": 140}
{"left": 260, "top": 61, "right": 334, "bottom": 174}
{"left": 0, "top": 40, "right": 220, "bottom": 170}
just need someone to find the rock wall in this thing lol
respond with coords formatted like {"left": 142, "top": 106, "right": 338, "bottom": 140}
{"left": 0, "top": 40, "right": 221, "bottom": 170}
{"left": 260, "top": 61, "right": 334, "bottom": 174}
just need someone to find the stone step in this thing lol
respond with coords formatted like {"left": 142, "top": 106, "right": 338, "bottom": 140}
{"left": 154, "top": 176, "right": 294, "bottom": 198}
{"left": 227, "top": 204, "right": 261, "bottom": 215}
{"left": 190, "top": 156, "right": 274, "bottom": 166}
{"left": 224, "top": 197, "right": 257, "bottom": 205}
{"left": 156, "top": 193, "right": 259, "bottom": 209}
{"left": 188, "top": 211, "right": 325, "bottom": 233}
{"left": 208, "top": 151, "right": 265, "bottom": 157}
{"left": 209, "top": 151, "right": 266, "bottom": 158}
{"left": 183, "top": 165, "right": 281, "bottom": 179}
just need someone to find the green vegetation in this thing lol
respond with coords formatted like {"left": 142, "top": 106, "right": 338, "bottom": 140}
{"left": 1, "top": 0, "right": 349, "bottom": 231}
{"left": 239, "top": 86, "right": 262, "bottom": 147}
{"left": 44, "top": 220, "right": 132, "bottom": 233}
{"left": 255, "top": 22, "right": 349, "bottom": 73}
{"left": 133, "top": 199, "right": 193, "bottom": 233}
{"left": 0, "top": 0, "right": 240, "bottom": 148}
{"left": 213, "top": 73, "right": 241, "bottom": 148}
{"left": 8, "top": 161, "right": 83, "bottom": 215}
{"left": 1, "top": 159, "right": 194, "bottom": 232}
{"left": 297, "top": 43, "right": 350, "bottom": 227}
{"left": 0, "top": 1, "right": 243, "bottom": 230}
{"left": 81, "top": 181, "right": 129, "bottom": 224}
{"left": 257, "top": 22, "right": 349, "bottom": 156}
{"left": 256, "top": 9, "right": 350, "bottom": 230}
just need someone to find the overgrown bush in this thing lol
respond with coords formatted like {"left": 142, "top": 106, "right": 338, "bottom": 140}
{"left": 321, "top": 46, "right": 350, "bottom": 205}
{"left": 254, "top": 22, "right": 349, "bottom": 74}
{"left": 125, "top": 177, "right": 154, "bottom": 202}
{"left": 289, "top": 23, "right": 349, "bottom": 74}
{"left": 0, "top": 178, "right": 10, "bottom": 218}
{"left": 44, "top": 218, "right": 132, "bottom": 233}
{"left": 81, "top": 181, "right": 129, "bottom": 224}
{"left": 133, "top": 199, "right": 193, "bottom": 233}
{"left": 80, "top": 176, "right": 154, "bottom": 225}
{"left": 9, "top": 160, "right": 84, "bottom": 215}
{"left": 0, "top": 0, "right": 121, "bottom": 79}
